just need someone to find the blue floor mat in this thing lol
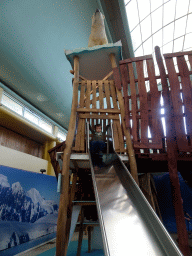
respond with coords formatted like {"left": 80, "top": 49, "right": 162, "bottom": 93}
{"left": 38, "top": 240, "right": 104, "bottom": 256}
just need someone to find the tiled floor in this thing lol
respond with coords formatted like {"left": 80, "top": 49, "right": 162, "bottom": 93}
{"left": 16, "top": 232, "right": 86, "bottom": 256}
{"left": 16, "top": 233, "right": 192, "bottom": 256}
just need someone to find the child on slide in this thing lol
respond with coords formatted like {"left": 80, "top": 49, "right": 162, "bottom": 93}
{"left": 89, "top": 123, "right": 109, "bottom": 168}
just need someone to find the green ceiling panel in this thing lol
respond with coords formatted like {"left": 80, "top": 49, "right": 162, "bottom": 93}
{"left": 0, "top": 0, "right": 105, "bottom": 130}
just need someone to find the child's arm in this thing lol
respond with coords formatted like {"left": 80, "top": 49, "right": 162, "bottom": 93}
{"left": 89, "top": 124, "right": 94, "bottom": 134}
{"left": 104, "top": 124, "right": 110, "bottom": 133}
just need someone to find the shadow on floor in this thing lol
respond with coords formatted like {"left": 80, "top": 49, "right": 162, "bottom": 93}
{"left": 38, "top": 239, "right": 104, "bottom": 256}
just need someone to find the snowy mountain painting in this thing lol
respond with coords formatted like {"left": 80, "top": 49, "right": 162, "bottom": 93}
{"left": 0, "top": 165, "right": 60, "bottom": 251}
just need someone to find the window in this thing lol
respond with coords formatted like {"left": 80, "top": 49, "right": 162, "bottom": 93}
{"left": 2, "top": 94, "right": 23, "bottom": 115}
{"left": 1, "top": 91, "right": 53, "bottom": 134}
{"left": 125, "top": 0, "right": 192, "bottom": 57}
{"left": 57, "top": 130, "right": 67, "bottom": 142}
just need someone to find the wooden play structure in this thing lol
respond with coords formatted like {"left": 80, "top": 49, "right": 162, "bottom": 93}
{"left": 49, "top": 45, "right": 192, "bottom": 256}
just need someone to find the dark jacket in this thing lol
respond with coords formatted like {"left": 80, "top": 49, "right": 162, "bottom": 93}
{"left": 89, "top": 124, "right": 109, "bottom": 141}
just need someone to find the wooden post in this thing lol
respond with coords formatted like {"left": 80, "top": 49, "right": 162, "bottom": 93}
{"left": 77, "top": 207, "right": 85, "bottom": 256}
{"left": 109, "top": 53, "right": 139, "bottom": 185}
{"left": 88, "top": 226, "right": 92, "bottom": 253}
{"left": 155, "top": 46, "right": 190, "bottom": 256}
{"left": 56, "top": 56, "right": 79, "bottom": 256}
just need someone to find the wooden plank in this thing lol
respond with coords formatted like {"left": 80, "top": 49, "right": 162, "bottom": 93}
{"left": 98, "top": 80, "right": 104, "bottom": 109}
{"left": 65, "top": 172, "right": 78, "bottom": 247}
{"left": 164, "top": 51, "right": 192, "bottom": 58}
{"left": 116, "top": 121, "right": 124, "bottom": 152}
{"left": 92, "top": 81, "right": 97, "bottom": 109}
{"left": 80, "top": 119, "right": 85, "bottom": 151}
{"left": 86, "top": 81, "right": 91, "bottom": 109}
{"left": 79, "top": 81, "right": 86, "bottom": 108}
{"left": 188, "top": 55, "right": 192, "bottom": 71}
{"left": 110, "top": 53, "right": 139, "bottom": 185}
{"left": 120, "top": 64, "right": 130, "bottom": 129}
{"left": 177, "top": 56, "right": 192, "bottom": 147}
{"left": 146, "top": 58, "right": 162, "bottom": 147}
{"left": 136, "top": 60, "right": 149, "bottom": 145}
{"left": 92, "top": 80, "right": 97, "bottom": 129}
{"left": 79, "top": 113, "right": 119, "bottom": 119}
{"left": 77, "top": 108, "right": 120, "bottom": 113}
{"left": 56, "top": 56, "right": 79, "bottom": 256}
{"left": 113, "top": 121, "right": 120, "bottom": 151}
{"left": 112, "top": 67, "right": 122, "bottom": 90}
{"left": 155, "top": 47, "right": 190, "bottom": 255}
{"left": 77, "top": 207, "right": 84, "bottom": 256}
{"left": 164, "top": 57, "right": 188, "bottom": 150}
{"left": 88, "top": 226, "right": 92, "bottom": 253}
{"left": 103, "top": 71, "right": 113, "bottom": 81}
{"left": 128, "top": 62, "right": 138, "bottom": 143}
{"left": 74, "top": 119, "right": 82, "bottom": 151}
{"left": 110, "top": 80, "right": 118, "bottom": 109}
{"left": 120, "top": 54, "right": 152, "bottom": 65}
{"left": 104, "top": 81, "right": 111, "bottom": 109}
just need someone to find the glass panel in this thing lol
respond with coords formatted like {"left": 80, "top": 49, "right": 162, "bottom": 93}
{"left": 186, "top": 13, "right": 192, "bottom": 34}
{"left": 162, "top": 23, "right": 174, "bottom": 45}
{"left": 183, "top": 33, "right": 192, "bottom": 50}
{"left": 126, "top": 0, "right": 139, "bottom": 31}
{"left": 150, "top": 0, "right": 163, "bottom": 12}
{"left": 174, "top": 16, "right": 187, "bottom": 39}
{"left": 175, "top": 0, "right": 189, "bottom": 19}
{"left": 2, "top": 94, "right": 23, "bottom": 115}
{"left": 189, "top": 0, "right": 192, "bottom": 13}
{"left": 173, "top": 36, "right": 184, "bottom": 52}
{"left": 152, "top": 30, "right": 162, "bottom": 50}
{"left": 151, "top": 7, "right": 162, "bottom": 33}
{"left": 137, "top": 0, "right": 150, "bottom": 21}
{"left": 163, "top": 0, "right": 176, "bottom": 26}
{"left": 135, "top": 46, "right": 144, "bottom": 57}
{"left": 39, "top": 119, "right": 52, "bottom": 133}
{"left": 24, "top": 110, "right": 39, "bottom": 125}
{"left": 163, "top": 41, "right": 173, "bottom": 54}
{"left": 143, "top": 37, "right": 152, "bottom": 55}
{"left": 140, "top": 16, "right": 151, "bottom": 42}
{"left": 57, "top": 131, "right": 67, "bottom": 142}
{"left": 161, "top": 117, "right": 166, "bottom": 137}
{"left": 131, "top": 25, "right": 142, "bottom": 50}
{"left": 125, "top": 0, "right": 130, "bottom": 5}
{"left": 173, "top": 57, "right": 179, "bottom": 73}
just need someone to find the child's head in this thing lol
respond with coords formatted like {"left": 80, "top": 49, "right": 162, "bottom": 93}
{"left": 95, "top": 124, "right": 102, "bottom": 133}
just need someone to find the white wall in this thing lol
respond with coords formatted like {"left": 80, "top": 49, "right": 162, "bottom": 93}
{"left": 0, "top": 145, "right": 48, "bottom": 173}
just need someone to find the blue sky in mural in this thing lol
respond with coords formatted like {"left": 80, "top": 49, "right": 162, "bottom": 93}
{"left": 0, "top": 165, "right": 60, "bottom": 202}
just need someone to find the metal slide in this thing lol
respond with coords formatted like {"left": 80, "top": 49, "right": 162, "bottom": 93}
{"left": 89, "top": 152, "right": 183, "bottom": 256}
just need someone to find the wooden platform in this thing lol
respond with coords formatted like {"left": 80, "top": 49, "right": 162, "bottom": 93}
{"left": 56, "top": 152, "right": 129, "bottom": 170}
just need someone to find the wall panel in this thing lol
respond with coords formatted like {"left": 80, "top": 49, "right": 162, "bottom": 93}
{"left": 0, "top": 126, "right": 43, "bottom": 158}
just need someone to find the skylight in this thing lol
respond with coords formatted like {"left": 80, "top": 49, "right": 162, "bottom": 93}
{"left": 125, "top": 0, "right": 192, "bottom": 57}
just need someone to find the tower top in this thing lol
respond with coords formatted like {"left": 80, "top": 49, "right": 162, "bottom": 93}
{"left": 65, "top": 41, "right": 122, "bottom": 80}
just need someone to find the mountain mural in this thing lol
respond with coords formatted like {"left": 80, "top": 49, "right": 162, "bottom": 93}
{"left": 0, "top": 174, "right": 58, "bottom": 223}
{"left": 0, "top": 171, "right": 59, "bottom": 252}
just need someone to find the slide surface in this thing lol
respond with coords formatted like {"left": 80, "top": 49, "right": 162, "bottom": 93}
{"left": 89, "top": 152, "right": 183, "bottom": 256}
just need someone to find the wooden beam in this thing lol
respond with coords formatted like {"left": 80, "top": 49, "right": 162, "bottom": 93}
{"left": 102, "top": 70, "right": 113, "bottom": 81}
{"left": 155, "top": 46, "right": 190, "bottom": 256}
{"left": 164, "top": 51, "right": 192, "bottom": 58}
{"left": 119, "top": 54, "right": 152, "bottom": 64}
{"left": 56, "top": 56, "right": 79, "bottom": 256}
{"left": 70, "top": 70, "right": 87, "bottom": 81}
{"left": 79, "top": 113, "right": 119, "bottom": 119}
{"left": 110, "top": 53, "right": 139, "bottom": 185}
{"left": 77, "top": 108, "right": 120, "bottom": 114}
